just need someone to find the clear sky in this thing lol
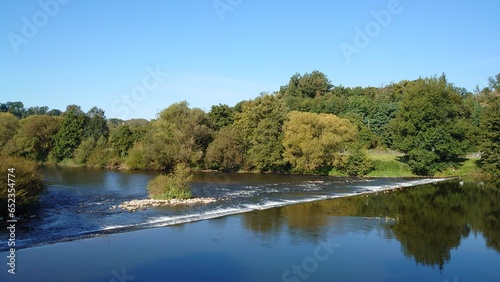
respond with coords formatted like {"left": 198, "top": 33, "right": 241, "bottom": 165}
{"left": 1, "top": 0, "right": 499, "bottom": 120}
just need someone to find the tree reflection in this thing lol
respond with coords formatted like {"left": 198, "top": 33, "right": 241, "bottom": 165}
{"left": 242, "top": 179, "right": 500, "bottom": 269}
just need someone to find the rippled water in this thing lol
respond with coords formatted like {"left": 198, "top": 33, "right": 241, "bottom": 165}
{"left": 0, "top": 166, "right": 447, "bottom": 251}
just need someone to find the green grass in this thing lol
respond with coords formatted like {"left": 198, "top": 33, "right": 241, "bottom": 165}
{"left": 366, "top": 150, "right": 482, "bottom": 177}
{"left": 366, "top": 151, "right": 414, "bottom": 177}
{"left": 434, "top": 157, "right": 481, "bottom": 177}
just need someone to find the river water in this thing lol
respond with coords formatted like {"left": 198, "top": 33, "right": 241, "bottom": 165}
{"left": 1, "top": 167, "right": 499, "bottom": 281}
{"left": 2, "top": 167, "right": 445, "bottom": 251}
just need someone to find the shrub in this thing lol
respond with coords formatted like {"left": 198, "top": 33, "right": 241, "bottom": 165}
{"left": 344, "top": 149, "right": 374, "bottom": 176}
{"left": 0, "top": 156, "right": 45, "bottom": 215}
{"left": 147, "top": 163, "right": 193, "bottom": 200}
{"left": 125, "top": 142, "right": 147, "bottom": 170}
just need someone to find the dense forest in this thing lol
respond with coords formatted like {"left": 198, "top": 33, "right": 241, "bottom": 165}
{"left": 1, "top": 71, "right": 499, "bottom": 180}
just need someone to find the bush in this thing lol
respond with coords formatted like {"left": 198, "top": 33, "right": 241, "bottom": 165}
{"left": 125, "top": 142, "right": 147, "bottom": 170}
{"left": 147, "top": 163, "right": 193, "bottom": 199}
{"left": 344, "top": 149, "right": 374, "bottom": 176}
{"left": 0, "top": 156, "right": 45, "bottom": 215}
{"left": 407, "top": 149, "right": 442, "bottom": 176}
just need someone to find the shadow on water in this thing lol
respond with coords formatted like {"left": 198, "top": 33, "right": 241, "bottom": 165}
{"left": 242, "top": 179, "right": 500, "bottom": 270}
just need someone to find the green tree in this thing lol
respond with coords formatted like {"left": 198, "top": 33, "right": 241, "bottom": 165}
{"left": 5, "top": 115, "right": 60, "bottom": 162}
{"left": 282, "top": 111, "right": 357, "bottom": 173}
{"left": 143, "top": 101, "right": 212, "bottom": 169}
{"left": 52, "top": 105, "right": 87, "bottom": 160}
{"left": 84, "top": 107, "right": 109, "bottom": 140}
{"left": 232, "top": 93, "right": 288, "bottom": 171}
{"left": 279, "top": 71, "right": 333, "bottom": 112}
{"left": 208, "top": 103, "right": 234, "bottom": 131}
{"left": 478, "top": 95, "right": 500, "bottom": 175}
{"left": 73, "top": 136, "right": 96, "bottom": 165}
{"left": 344, "top": 148, "right": 373, "bottom": 176}
{"left": 26, "top": 106, "right": 49, "bottom": 116}
{"left": 0, "top": 112, "right": 19, "bottom": 148}
{"left": 109, "top": 124, "right": 135, "bottom": 158}
{"left": 388, "top": 76, "right": 469, "bottom": 175}
{"left": 109, "top": 119, "right": 149, "bottom": 159}
{"left": 87, "top": 135, "right": 112, "bottom": 167}
{"left": 205, "top": 125, "right": 243, "bottom": 170}
{"left": 125, "top": 142, "right": 148, "bottom": 170}
{"left": 0, "top": 101, "right": 26, "bottom": 118}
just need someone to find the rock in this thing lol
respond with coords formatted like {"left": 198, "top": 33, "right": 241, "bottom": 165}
{"left": 118, "top": 197, "right": 217, "bottom": 212}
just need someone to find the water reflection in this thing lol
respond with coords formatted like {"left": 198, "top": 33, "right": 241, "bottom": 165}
{"left": 243, "top": 179, "right": 500, "bottom": 269}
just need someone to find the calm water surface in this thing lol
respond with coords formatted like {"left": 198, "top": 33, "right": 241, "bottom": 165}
{"left": 0, "top": 167, "right": 498, "bottom": 281}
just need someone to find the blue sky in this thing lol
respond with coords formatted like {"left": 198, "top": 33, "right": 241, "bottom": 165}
{"left": 1, "top": 0, "right": 499, "bottom": 120}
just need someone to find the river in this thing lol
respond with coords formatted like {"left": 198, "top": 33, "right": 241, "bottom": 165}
{"left": 0, "top": 167, "right": 499, "bottom": 281}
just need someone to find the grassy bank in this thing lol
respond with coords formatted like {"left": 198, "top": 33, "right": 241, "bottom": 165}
{"left": 366, "top": 150, "right": 414, "bottom": 177}
{"left": 365, "top": 150, "right": 482, "bottom": 177}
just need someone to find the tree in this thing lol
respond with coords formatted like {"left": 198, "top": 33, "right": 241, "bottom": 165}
{"left": 26, "top": 106, "right": 49, "bottom": 116}
{"left": 143, "top": 101, "right": 212, "bottom": 169}
{"left": 73, "top": 137, "right": 96, "bottom": 165}
{"left": 488, "top": 73, "right": 500, "bottom": 92}
{"left": 388, "top": 77, "right": 469, "bottom": 175}
{"left": 205, "top": 125, "right": 243, "bottom": 170}
{"left": 0, "top": 112, "right": 19, "bottom": 148}
{"left": 478, "top": 95, "right": 500, "bottom": 175}
{"left": 280, "top": 71, "right": 332, "bottom": 99}
{"left": 208, "top": 103, "right": 234, "bottom": 131}
{"left": 52, "top": 105, "right": 87, "bottom": 160}
{"left": 109, "top": 124, "right": 135, "bottom": 158}
{"left": 279, "top": 71, "right": 333, "bottom": 111}
{"left": 87, "top": 135, "right": 112, "bottom": 167}
{"left": 232, "top": 93, "right": 288, "bottom": 171}
{"left": 84, "top": 107, "right": 109, "bottom": 140}
{"left": 0, "top": 101, "right": 25, "bottom": 118}
{"left": 282, "top": 111, "right": 357, "bottom": 173}
{"left": 5, "top": 115, "right": 60, "bottom": 162}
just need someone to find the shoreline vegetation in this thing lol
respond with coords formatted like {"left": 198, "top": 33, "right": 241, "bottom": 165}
{"left": 1, "top": 71, "right": 499, "bottom": 210}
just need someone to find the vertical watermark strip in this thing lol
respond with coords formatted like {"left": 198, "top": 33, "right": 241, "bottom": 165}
{"left": 6, "top": 167, "right": 17, "bottom": 275}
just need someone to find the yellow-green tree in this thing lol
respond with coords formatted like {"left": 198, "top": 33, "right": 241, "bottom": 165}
{"left": 282, "top": 111, "right": 357, "bottom": 172}
{"left": 0, "top": 112, "right": 19, "bottom": 148}
{"left": 4, "top": 115, "right": 60, "bottom": 162}
{"left": 0, "top": 156, "right": 45, "bottom": 214}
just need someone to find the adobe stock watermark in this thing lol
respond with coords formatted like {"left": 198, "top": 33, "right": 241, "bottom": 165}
{"left": 443, "top": 277, "right": 458, "bottom": 282}
{"left": 7, "top": 0, "right": 70, "bottom": 54}
{"left": 340, "top": 0, "right": 407, "bottom": 63}
{"left": 213, "top": 0, "right": 243, "bottom": 21}
{"left": 109, "top": 267, "right": 135, "bottom": 282}
{"left": 281, "top": 236, "right": 340, "bottom": 282}
{"left": 111, "top": 65, "right": 169, "bottom": 120}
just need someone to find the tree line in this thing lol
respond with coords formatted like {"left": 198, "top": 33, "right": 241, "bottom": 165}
{"left": 1, "top": 71, "right": 499, "bottom": 177}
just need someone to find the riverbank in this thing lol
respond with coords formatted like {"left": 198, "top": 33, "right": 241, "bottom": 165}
{"left": 365, "top": 150, "right": 484, "bottom": 178}
{"left": 44, "top": 150, "right": 485, "bottom": 179}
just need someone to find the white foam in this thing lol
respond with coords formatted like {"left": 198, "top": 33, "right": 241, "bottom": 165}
{"left": 359, "top": 178, "right": 449, "bottom": 192}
